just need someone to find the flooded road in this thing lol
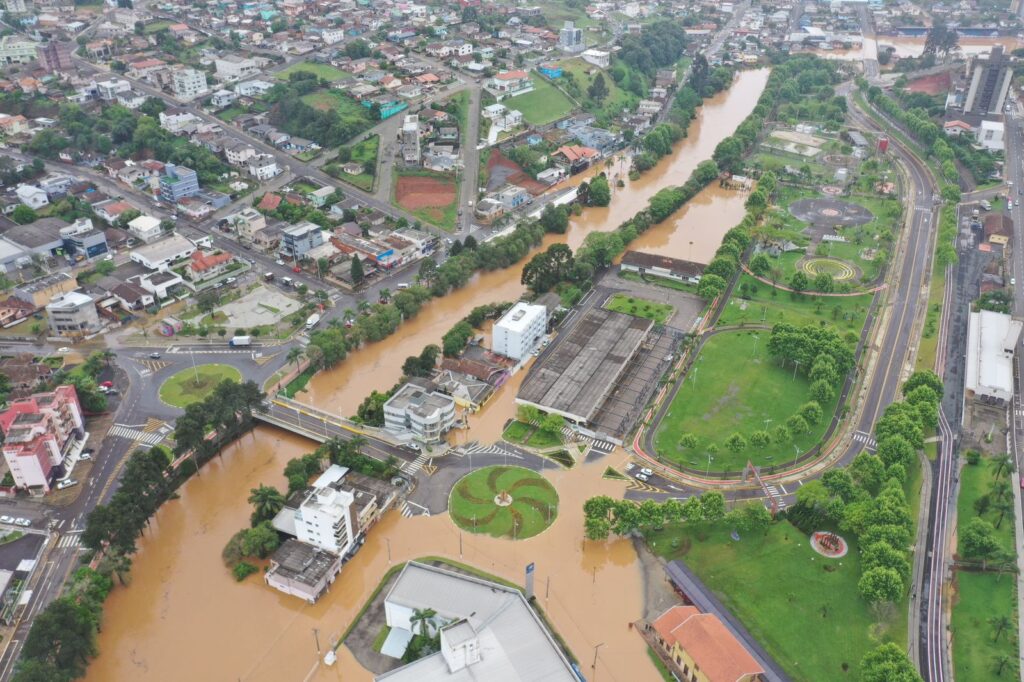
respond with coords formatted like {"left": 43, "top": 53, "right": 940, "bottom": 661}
{"left": 306, "top": 68, "right": 770, "bottom": 416}
{"left": 86, "top": 428, "right": 645, "bottom": 682}
{"left": 85, "top": 68, "right": 773, "bottom": 682}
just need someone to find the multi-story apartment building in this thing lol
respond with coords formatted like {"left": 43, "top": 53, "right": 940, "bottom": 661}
{"left": 159, "top": 164, "right": 200, "bottom": 203}
{"left": 214, "top": 55, "right": 261, "bottom": 81}
{"left": 0, "top": 385, "right": 84, "bottom": 492}
{"left": 383, "top": 380, "right": 456, "bottom": 443}
{"left": 46, "top": 291, "right": 101, "bottom": 337}
{"left": 493, "top": 301, "right": 547, "bottom": 361}
{"left": 37, "top": 41, "right": 73, "bottom": 74}
{"left": 171, "top": 68, "right": 209, "bottom": 101}
{"left": 0, "top": 36, "right": 38, "bottom": 65}
{"left": 280, "top": 221, "right": 324, "bottom": 260}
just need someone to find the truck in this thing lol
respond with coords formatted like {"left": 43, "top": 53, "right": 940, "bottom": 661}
{"left": 229, "top": 336, "right": 252, "bottom": 347}
{"left": 305, "top": 313, "right": 321, "bottom": 331}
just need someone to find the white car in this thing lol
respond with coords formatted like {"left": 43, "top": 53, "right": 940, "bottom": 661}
{"left": 0, "top": 516, "right": 13, "bottom": 524}
{"left": 1012, "top": 278, "right": 1017, "bottom": 287}
{"left": 14, "top": 518, "right": 30, "bottom": 527}
{"left": 635, "top": 473, "right": 649, "bottom": 482}
{"left": 56, "top": 479, "right": 78, "bottom": 490}
{"left": 57, "top": 347, "right": 70, "bottom": 353}
{"left": 79, "top": 452, "right": 93, "bottom": 461}
{"left": 276, "top": 259, "right": 286, "bottom": 266}
{"left": 640, "top": 468, "right": 654, "bottom": 477}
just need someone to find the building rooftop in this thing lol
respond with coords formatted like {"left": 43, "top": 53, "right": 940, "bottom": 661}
{"left": 377, "top": 562, "right": 577, "bottom": 682}
{"left": 517, "top": 307, "right": 652, "bottom": 423}
{"left": 385, "top": 382, "right": 455, "bottom": 421}
{"left": 3, "top": 217, "right": 68, "bottom": 249}
{"left": 45, "top": 291, "right": 93, "bottom": 310}
{"left": 966, "top": 309, "right": 1022, "bottom": 400}
{"left": 130, "top": 234, "right": 196, "bottom": 265}
{"left": 267, "top": 539, "right": 339, "bottom": 588}
{"left": 652, "top": 605, "right": 764, "bottom": 682}
{"left": 496, "top": 301, "right": 545, "bottom": 334}
{"left": 621, "top": 250, "right": 704, "bottom": 279}
{"left": 15, "top": 272, "right": 73, "bottom": 294}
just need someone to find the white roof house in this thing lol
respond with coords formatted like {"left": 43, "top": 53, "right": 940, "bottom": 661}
{"left": 129, "top": 234, "right": 197, "bottom": 271}
{"left": 966, "top": 310, "right": 1022, "bottom": 402}
{"left": 376, "top": 562, "right": 577, "bottom": 682}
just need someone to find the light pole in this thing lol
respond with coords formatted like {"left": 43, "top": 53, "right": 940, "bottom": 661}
{"left": 591, "top": 642, "right": 605, "bottom": 674}
{"left": 190, "top": 347, "right": 199, "bottom": 385}
{"left": 385, "top": 537, "right": 391, "bottom": 563}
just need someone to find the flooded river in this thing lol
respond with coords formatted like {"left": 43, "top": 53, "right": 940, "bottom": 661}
{"left": 85, "top": 69, "right": 770, "bottom": 682}
{"left": 305, "top": 68, "right": 770, "bottom": 416}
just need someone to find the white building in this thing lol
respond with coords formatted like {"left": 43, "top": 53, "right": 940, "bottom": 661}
{"left": 383, "top": 381, "right": 456, "bottom": 443}
{"left": 558, "top": 21, "right": 583, "bottom": 53}
{"left": 581, "top": 49, "right": 610, "bottom": 68}
{"left": 965, "top": 309, "right": 1022, "bottom": 403}
{"left": 158, "top": 108, "right": 200, "bottom": 134}
{"left": 46, "top": 292, "right": 101, "bottom": 337}
{"left": 375, "top": 562, "right": 578, "bottom": 682}
{"left": 215, "top": 55, "right": 261, "bottom": 81}
{"left": 211, "top": 89, "right": 237, "bottom": 108}
{"left": 129, "top": 234, "right": 197, "bottom": 270}
{"left": 235, "top": 79, "right": 274, "bottom": 97}
{"left": 15, "top": 185, "right": 48, "bottom": 210}
{"left": 96, "top": 78, "right": 132, "bottom": 101}
{"left": 248, "top": 154, "right": 281, "bottom": 181}
{"left": 0, "top": 36, "right": 38, "bottom": 65}
{"left": 127, "top": 214, "right": 163, "bottom": 243}
{"left": 116, "top": 90, "right": 148, "bottom": 109}
{"left": 493, "top": 301, "right": 547, "bottom": 360}
{"left": 171, "top": 68, "right": 209, "bottom": 101}
{"left": 322, "top": 28, "right": 345, "bottom": 44}
{"left": 977, "top": 119, "right": 1005, "bottom": 153}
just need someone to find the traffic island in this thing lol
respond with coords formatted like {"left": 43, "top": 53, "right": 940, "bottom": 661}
{"left": 449, "top": 466, "right": 558, "bottom": 540}
{"left": 159, "top": 364, "right": 242, "bottom": 408}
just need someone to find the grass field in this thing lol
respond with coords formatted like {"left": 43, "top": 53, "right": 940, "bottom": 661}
{"left": 276, "top": 62, "right": 352, "bottom": 82}
{"left": 300, "top": 90, "right": 371, "bottom": 127}
{"left": 159, "top": 364, "right": 242, "bottom": 408}
{"left": 653, "top": 331, "right": 840, "bottom": 472}
{"left": 503, "top": 73, "right": 575, "bottom": 126}
{"left": 449, "top": 466, "right": 558, "bottom": 540}
{"left": 216, "top": 106, "right": 248, "bottom": 122}
{"left": 957, "top": 457, "right": 1017, "bottom": 556}
{"left": 605, "top": 294, "right": 674, "bottom": 325}
{"left": 647, "top": 521, "right": 902, "bottom": 681}
{"left": 334, "top": 135, "right": 379, "bottom": 192}
{"left": 143, "top": 20, "right": 172, "bottom": 34}
{"left": 502, "top": 421, "right": 563, "bottom": 449}
{"left": 558, "top": 58, "right": 635, "bottom": 125}
{"left": 951, "top": 571, "right": 1019, "bottom": 682}
{"left": 717, "top": 274, "right": 872, "bottom": 332}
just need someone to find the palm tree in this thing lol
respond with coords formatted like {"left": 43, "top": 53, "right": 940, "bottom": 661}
{"left": 993, "top": 496, "right": 1014, "bottom": 529}
{"left": 348, "top": 435, "right": 367, "bottom": 455}
{"left": 286, "top": 347, "right": 304, "bottom": 368}
{"left": 410, "top": 607, "right": 437, "bottom": 636}
{"left": 993, "top": 653, "right": 1013, "bottom": 676}
{"left": 100, "top": 349, "right": 116, "bottom": 367}
{"left": 989, "top": 614, "right": 1013, "bottom": 641}
{"left": 991, "top": 479, "right": 1012, "bottom": 502}
{"left": 379, "top": 288, "right": 391, "bottom": 304}
{"left": 248, "top": 485, "right": 286, "bottom": 524}
{"left": 357, "top": 300, "right": 371, "bottom": 315}
{"left": 994, "top": 456, "right": 1013, "bottom": 480}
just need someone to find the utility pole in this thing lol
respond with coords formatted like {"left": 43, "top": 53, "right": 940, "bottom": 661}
{"left": 312, "top": 628, "right": 321, "bottom": 654}
{"left": 591, "top": 642, "right": 605, "bottom": 675}
{"left": 385, "top": 537, "right": 391, "bottom": 564}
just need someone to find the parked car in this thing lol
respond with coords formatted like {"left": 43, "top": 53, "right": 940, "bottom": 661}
{"left": 149, "top": 352, "right": 162, "bottom": 359}
{"left": 275, "top": 259, "right": 285, "bottom": 266}
{"left": 634, "top": 473, "right": 649, "bottom": 482}
{"left": 80, "top": 450, "right": 94, "bottom": 460}
{"left": 0, "top": 516, "right": 14, "bottom": 524}
{"left": 99, "top": 380, "right": 114, "bottom": 388}
{"left": 640, "top": 468, "right": 653, "bottom": 477}
{"left": 57, "top": 347, "right": 70, "bottom": 353}
{"left": 14, "top": 518, "right": 30, "bottom": 527}
{"left": 57, "top": 479, "right": 78, "bottom": 490}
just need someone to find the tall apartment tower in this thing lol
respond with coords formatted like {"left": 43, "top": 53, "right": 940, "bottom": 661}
{"left": 964, "top": 46, "right": 1012, "bottom": 116}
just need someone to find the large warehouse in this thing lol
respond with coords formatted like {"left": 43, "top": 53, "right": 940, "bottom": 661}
{"left": 965, "top": 309, "right": 1022, "bottom": 403}
{"left": 516, "top": 307, "right": 653, "bottom": 424}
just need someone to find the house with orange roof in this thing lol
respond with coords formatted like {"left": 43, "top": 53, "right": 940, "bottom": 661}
{"left": 649, "top": 605, "right": 765, "bottom": 682}
{"left": 488, "top": 69, "right": 533, "bottom": 97}
{"left": 943, "top": 120, "right": 974, "bottom": 137}
{"left": 257, "top": 193, "right": 282, "bottom": 211}
{"left": 187, "top": 249, "right": 236, "bottom": 284}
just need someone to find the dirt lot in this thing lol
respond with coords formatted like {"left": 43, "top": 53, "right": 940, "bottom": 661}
{"left": 486, "top": 150, "right": 547, "bottom": 196}
{"left": 395, "top": 174, "right": 456, "bottom": 210}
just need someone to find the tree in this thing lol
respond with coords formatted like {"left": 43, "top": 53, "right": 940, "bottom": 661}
{"left": 814, "top": 272, "right": 834, "bottom": 293}
{"left": 877, "top": 435, "right": 914, "bottom": 470}
{"left": 748, "top": 430, "right": 771, "bottom": 449}
{"left": 862, "top": 541, "right": 909, "bottom": 578}
{"left": 789, "top": 271, "right": 809, "bottom": 293}
{"left": 749, "top": 253, "right": 771, "bottom": 276}
{"left": 960, "top": 517, "right": 1000, "bottom": 561}
{"left": 810, "top": 379, "right": 834, "bottom": 405}
{"left": 517, "top": 404, "right": 540, "bottom": 425}
{"left": 410, "top": 607, "right": 438, "bottom": 636}
{"left": 11, "top": 205, "right": 36, "bottom": 225}
{"left": 902, "top": 370, "right": 943, "bottom": 399}
{"left": 700, "top": 491, "right": 726, "bottom": 522}
{"left": 724, "top": 432, "right": 747, "bottom": 453}
{"left": 587, "top": 73, "right": 609, "bottom": 102}
{"left": 727, "top": 502, "right": 772, "bottom": 535}
{"left": 992, "top": 495, "right": 1014, "bottom": 530}
{"left": 696, "top": 273, "right": 727, "bottom": 301}
{"left": 989, "top": 614, "right": 1013, "bottom": 641}
{"left": 20, "top": 597, "right": 98, "bottom": 678}
{"left": 540, "top": 412, "right": 565, "bottom": 437}
{"left": 858, "top": 566, "right": 903, "bottom": 604}
{"left": 240, "top": 521, "right": 280, "bottom": 559}
{"left": 248, "top": 485, "right": 285, "bottom": 525}
{"left": 786, "top": 414, "right": 808, "bottom": 435}
{"left": 679, "top": 432, "right": 698, "bottom": 449}
{"left": 350, "top": 254, "right": 364, "bottom": 285}
{"left": 286, "top": 346, "right": 304, "bottom": 369}
{"left": 993, "top": 653, "right": 1013, "bottom": 677}
{"left": 861, "top": 643, "right": 923, "bottom": 682}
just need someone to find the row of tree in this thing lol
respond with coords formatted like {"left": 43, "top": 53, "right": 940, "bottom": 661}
{"left": 582, "top": 491, "right": 729, "bottom": 540}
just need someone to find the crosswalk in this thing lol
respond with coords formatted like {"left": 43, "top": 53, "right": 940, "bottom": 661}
{"left": 764, "top": 484, "right": 788, "bottom": 511}
{"left": 107, "top": 424, "right": 166, "bottom": 447}
{"left": 404, "top": 453, "right": 430, "bottom": 475}
{"left": 852, "top": 431, "right": 877, "bottom": 452}
{"left": 400, "top": 500, "right": 430, "bottom": 518}
{"left": 56, "top": 534, "right": 83, "bottom": 550}
{"left": 560, "top": 428, "right": 616, "bottom": 455}
{"left": 458, "top": 442, "right": 522, "bottom": 459}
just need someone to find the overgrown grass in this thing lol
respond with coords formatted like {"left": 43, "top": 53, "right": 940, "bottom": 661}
{"left": 159, "top": 364, "right": 242, "bottom": 408}
{"left": 605, "top": 293, "right": 674, "bottom": 325}
{"left": 276, "top": 62, "right": 352, "bottom": 82}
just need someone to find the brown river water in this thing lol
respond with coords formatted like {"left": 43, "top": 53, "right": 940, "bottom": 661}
{"left": 85, "top": 69, "right": 770, "bottom": 682}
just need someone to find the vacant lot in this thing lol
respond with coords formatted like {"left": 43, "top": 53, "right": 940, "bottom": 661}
{"left": 394, "top": 170, "right": 458, "bottom": 230}
{"left": 301, "top": 90, "right": 371, "bottom": 125}
{"left": 653, "top": 331, "right": 839, "bottom": 472}
{"left": 605, "top": 294, "right": 674, "bottom": 325}
{"left": 503, "top": 74, "right": 575, "bottom": 126}
{"left": 332, "top": 135, "right": 379, "bottom": 192}
{"left": 276, "top": 62, "right": 352, "bottom": 82}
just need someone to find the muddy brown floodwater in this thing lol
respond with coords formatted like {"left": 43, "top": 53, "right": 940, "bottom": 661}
{"left": 304, "top": 68, "right": 770, "bottom": 417}
{"left": 86, "top": 69, "right": 770, "bottom": 682}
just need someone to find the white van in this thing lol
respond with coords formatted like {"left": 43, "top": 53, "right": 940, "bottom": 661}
{"left": 397, "top": 283, "right": 410, "bottom": 290}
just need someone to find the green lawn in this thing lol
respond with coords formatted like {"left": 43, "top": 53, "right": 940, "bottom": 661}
{"left": 276, "top": 62, "right": 352, "bottom": 82}
{"left": 332, "top": 135, "right": 379, "bottom": 192}
{"left": 502, "top": 73, "right": 575, "bottom": 126}
{"left": 143, "top": 20, "right": 172, "bottom": 34}
{"left": 216, "top": 106, "right": 247, "bottom": 122}
{"left": 646, "top": 521, "right": 901, "bottom": 681}
{"left": 957, "top": 457, "right": 1017, "bottom": 556}
{"left": 653, "top": 331, "right": 840, "bottom": 472}
{"left": 951, "top": 571, "right": 1019, "bottom": 682}
{"left": 159, "top": 364, "right": 242, "bottom": 408}
{"left": 557, "top": 58, "right": 635, "bottom": 125}
{"left": 717, "top": 274, "right": 872, "bottom": 332}
{"left": 502, "top": 421, "right": 562, "bottom": 449}
{"left": 605, "top": 293, "right": 674, "bottom": 325}
{"left": 301, "top": 90, "right": 372, "bottom": 128}
{"left": 449, "top": 466, "right": 558, "bottom": 540}
{"left": 618, "top": 270, "right": 700, "bottom": 295}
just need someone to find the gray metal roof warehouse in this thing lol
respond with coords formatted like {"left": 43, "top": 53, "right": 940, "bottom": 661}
{"left": 516, "top": 307, "right": 653, "bottom": 424}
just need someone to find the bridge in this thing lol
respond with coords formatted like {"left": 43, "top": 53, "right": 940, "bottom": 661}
{"left": 253, "top": 397, "right": 426, "bottom": 475}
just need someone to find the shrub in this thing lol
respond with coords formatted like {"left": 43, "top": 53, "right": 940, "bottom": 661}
{"left": 233, "top": 561, "right": 258, "bottom": 581}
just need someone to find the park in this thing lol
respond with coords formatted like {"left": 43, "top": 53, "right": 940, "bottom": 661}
{"left": 448, "top": 466, "right": 559, "bottom": 540}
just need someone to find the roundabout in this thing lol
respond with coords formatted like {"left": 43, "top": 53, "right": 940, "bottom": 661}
{"left": 449, "top": 466, "right": 559, "bottom": 540}
{"left": 158, "top": 364, "right": 243, "bottom": 408}
{"left": 789, "top": 198, "right": 873, "bottom": 227}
